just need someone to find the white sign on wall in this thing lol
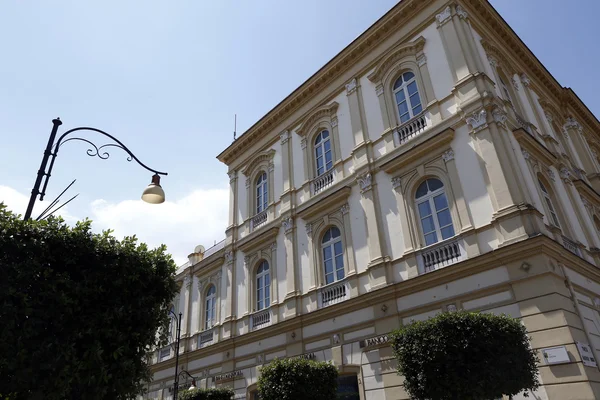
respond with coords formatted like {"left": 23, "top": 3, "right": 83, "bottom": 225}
{"left": 576, "top": 342, "right": 597, "bottom": 368}
{"left": 541, "top": 346, "right": 570, "bottom": 365}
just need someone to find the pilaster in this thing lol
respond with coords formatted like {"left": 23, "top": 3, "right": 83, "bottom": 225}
{"left": 346, "top": 78, "right": 371, "bottom": 169}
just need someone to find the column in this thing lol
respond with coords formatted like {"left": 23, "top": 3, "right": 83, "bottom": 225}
{"left": 282, "top": 217, "right": 297, "bottom": 318}
{"left": 346, "top": 78, "right": 370, "bottom": 169}
{"left": 436, "top": 5, "right": 473, "bottom": 82}
{"left": 222, "top": 250, "right": 235, "bottom": 339}
{"left": 357, "top": 172, "right": 389, "bottom": 289}
{"left": 181, "top": 275, "right": 193, "bottom": 338}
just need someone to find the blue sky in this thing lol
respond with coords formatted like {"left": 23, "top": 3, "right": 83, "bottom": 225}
{"left": 1, "top": 0, "right": 598, "bottom": 264}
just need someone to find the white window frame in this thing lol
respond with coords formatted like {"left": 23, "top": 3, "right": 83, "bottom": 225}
{"left": 321, "top": 227, "right": 345, "bottom": 285}
{"left": 256, "top": 172, "right": 268, "bottom": 214}
{"left": 393, "top": 71, "right": 423, "bottom": 124}
{"left": 314, "top": 130, "right": 333, "bottom": 177}
{"left": 204, "top": 285, "right": 216, "bottom": 330}
{"left": 255, "top": 261, "right": 270, "bottom": 311}
{"left": 415, "top": 179, "right": 455, "bottom": 246}
{"left": 538, "top": 179, "right": 561, "bottom": 228}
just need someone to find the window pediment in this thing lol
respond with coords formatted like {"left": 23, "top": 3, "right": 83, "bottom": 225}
{"left": 297, "top": 186, "right": 351, "bottom": 220}
{"left": 238, "top": 225, "right": 279, "bottom": 254}
{"left": 367, "top": 36, "right": 425, "bottom": 83}
{"left": 480, "top": 40, "right": 516, "bottom": 76}
{"left": 296, "top": 102, "right": 339, "bottom": 137}
{"left": 241, "top": 149, "right": 276, "bottom": 177}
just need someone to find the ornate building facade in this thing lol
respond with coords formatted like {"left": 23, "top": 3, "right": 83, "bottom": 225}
{"left": 146, "top": 1, "right": 600, "bottom": 399}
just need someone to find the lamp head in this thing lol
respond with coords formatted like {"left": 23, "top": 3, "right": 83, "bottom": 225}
{"left": 141, "top": 174, "right": 165, "bottom": 204}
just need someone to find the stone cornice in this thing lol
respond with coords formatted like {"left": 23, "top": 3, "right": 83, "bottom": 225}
{"left": 216, "top": 0, "right": 430, "bottom": 166}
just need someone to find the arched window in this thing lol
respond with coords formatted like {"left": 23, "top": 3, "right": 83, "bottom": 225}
{"left": 256, "top": 261, "right": 270, "bottom": 311}
{"left": 204, "top": 285, "right": 216, "bottom": 330}
{"left": 322, "top": 227, "right": 344, "bottom": 285}
{"left": 314, "top": 130, "right": 333, "bottom": 177}
{"left": 393, "top": 71, "right": 422, "bottom": 123}
{"left": 256, "top": 172, "right": 268, "bottom": 213}
{"left": 415, "top": 178, "right": 455, "bottom": 246}
{"left": 538, "top": 179, "right": 560, "bottom": 228}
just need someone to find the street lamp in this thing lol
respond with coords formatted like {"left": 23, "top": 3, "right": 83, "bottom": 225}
{"left": 167, "top": 310, "right": 199, "bottom": 399}
{"left": 24, "top": 118, "right": 168, "bottom": 220}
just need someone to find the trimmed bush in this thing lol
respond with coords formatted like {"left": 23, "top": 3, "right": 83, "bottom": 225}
{"left": 391, "top": 311, "right": 539, "bottom": 400}
{"left": 177, "top": 387, "right": 234, "bottom": 400}
{"left": 257, "top": 357, "right": 338, "bottom": 400}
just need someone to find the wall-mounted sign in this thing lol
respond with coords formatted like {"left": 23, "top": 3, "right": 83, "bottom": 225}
{"left": 541, "top": 346, "right": 570, "bottom": 365}
{"left": 576, "top": 342, "right": 597, "bottom": 367}
{"left": 292, "top": 352, "right": 316, "bottom": 360}
{"left": 359, "top": 334, "right": 389, "bottom": 349}
{"left": 214, "top": 369, "right": 243, "bottom": 383}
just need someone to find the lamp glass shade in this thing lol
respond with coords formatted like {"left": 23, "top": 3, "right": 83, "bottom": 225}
{"left": 188, "top": 380, "right": 196, "bottom": 391}
{"left": 141, "top": 175, "right": 165, "bottom": 204}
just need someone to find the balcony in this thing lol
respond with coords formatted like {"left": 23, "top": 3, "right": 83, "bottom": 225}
{"left": 318, "top": 279, "right": 350, "bottom": 308}
{"left": 562, "top": 235, "right": 581, "bottom": 257}
{"left": 204, "top": 239, "right": 226, "bottom": 258}
{"left": 250, "top": 308, "right": 271, "bottom": 330}
{"left": 198, "top": 328, "right": 214, "bottom": 347}
{"left": 251, "top": 210, "right": 268, "bottom": 231}
{"left": 419, "top": 237, "right": 463, "bottom": 273}
{"left": 394, "top": 113, "right": 427, "bottom": 145}
{"left": 313, "top": 170, "right": 334, "bottom": 195}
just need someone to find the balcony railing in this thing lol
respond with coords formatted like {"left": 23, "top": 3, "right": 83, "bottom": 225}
{"left": 251, "top": 210, "right": 268, "bottom": 230}
{"left": 420, "top": 238, "right": 463, "bottom": 273}
{"left": 318, "top": 280, "right": 350, "bottom": 308}
{"left": 394, "top": 113, "right": 427, "bottom": 145}
{"left": 204, "top": 239, "right": 226, "bottom": 258}
{"left": 250, "top": 308, "right": 271, "bottom": 330}
{"left": 198, "top": 328, "right": 214, "bottom": 347}
{"left": 313, "top": 170, "right": 334, "bottom": 194}
{"left": 562, "top": 235, "right": 581, "bottom": 257}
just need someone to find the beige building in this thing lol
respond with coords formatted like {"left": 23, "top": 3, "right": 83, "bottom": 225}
{"left": 146, "top": 0, "right": 600, "bottom": 399}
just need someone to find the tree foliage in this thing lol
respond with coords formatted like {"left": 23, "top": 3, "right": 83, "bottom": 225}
{"left": 177, "top": 387, "right": 234, "bottom": 400}
{"left": 391, "top": 311, "right": 539, "bottom": 400}
{"left": 257, "top": 357, "right": 338, "bottom": 400}
{"left": 0, "top": 204, "right": 178, "bottom": 400}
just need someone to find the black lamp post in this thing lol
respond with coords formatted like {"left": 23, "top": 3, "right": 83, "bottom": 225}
{"left": 168, "top": 310, "right": 183, "bottom": 400}
{"left": 24, "top": 118, "right": 168, "bottom": 221}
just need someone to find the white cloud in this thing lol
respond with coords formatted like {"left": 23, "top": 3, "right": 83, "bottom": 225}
{"left": 0, "top": 185, "right": 229, "bottom": 266}
{"left": 90, "top": 188, "right": 229, "bottom": 266}
{"left": 0, "top": 185, "right": 77, "bottom": 223}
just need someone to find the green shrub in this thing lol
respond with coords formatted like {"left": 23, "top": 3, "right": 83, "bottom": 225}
{"left": 257, "top": 357, "right": 338, "bottom": 400}
{"left": 177, "top": 387, "right": 234, "bottom": 400}
{"left": 391, "top": 311, "right": 539, "bottom": 400}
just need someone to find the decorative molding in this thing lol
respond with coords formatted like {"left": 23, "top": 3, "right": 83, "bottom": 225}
{"left": 228, "top": 170, "right": 237, "bottom": 183}
{"left": 560, "top": 167, "right": 572, "bottom": 184}
{"left": 333, "top": 334, "right": 341, "bottom": 344}
{"left": 357, "top": 173, "right": 373, "bottom": 193}
{"left": 417, "top": 54, "right": 427, "bottom": 67}
{"left": 465, "top": 109, "right": 487, "bottom": 132}
{"left": 224, "top": 250, "right": 234, "bottom": 264}
{"left": 544, "top": 111, "right": 553, "bottom": 125}
{"left": 184, "top": 275, "right": 193, "bottom": 289}
{"left": 282, "top": 217, "right": 294, "bottom": 235}
{"left": 244, "top": 255, "right": 252, "bottom": 266}
{"left": 563, "top": 117, "right": 583, "bottom": 135}
{"left": 391, "top": 176, "right": 402, "bottom": 190}
{"left": 547, "top": 169, "right": 556, "bottom": 182}
{"left": 447, "top": 304, "right": 458, "bottom": 312}
{"left": 492, "top": 107, "right": 508, "bottom": 127}
{"left": 375, "top": 84, "right": 384, "bottom": 96}
{"left": 511, "top": 77, "right": 520, "bottom": 91}
{"left": 340, "top": 203, "right": 350, "bottom": 215}
{"left": 331, "top": 117, "right": 338, "bottom": 128}
{"left": 245, "top": 178, "right": 251, "bottom": 188}
{"left": 521, "top": 149, "right": 531, "bottom": 160}
{"left": 300, "top": 138, "right": 307, "bottom": 150}
{"left": 215, "top": 270, "right": 222, "bottom": 281}
{"left": 436, "top": 6, "right": 451, "bottom": 26}
{"left": 345, "top": 78, "right": 358, "bottom": 95}
{"left": 487, "top": 55, "right": 497, "bottom": 68}
{"left": 442, "top": 149, "right": 455, "bottom": 163}
{"left": 581, "top": 195, "right": 592, "bottom": 209}
{"left": 367, "top": 36, "right": 426, "bottom": 83}
{"left": 241, "top": 149, "right": 276, "bottom": 177}
{"left": 305, "top": 223, "right": 313, "bottom": 237}
{"left": 456, "top": 5, "right": 468, "bottom": 19}
{"left": 520, "top": 73, "right": 531, "bottom": 87}
{"left": 268, "top": 163, "right": 275, "bottom": 173}
{"left": 270, "top": 242, "right": 277, "bottom": 251}
{"left": 280, "top": 130, "right": 289, "bottom": 145}
{"left": 296, "top": 102, "right": 339, "bottom": 137}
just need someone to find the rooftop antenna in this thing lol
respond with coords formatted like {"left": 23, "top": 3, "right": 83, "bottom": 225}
{"left": 233, "top": 114, "right": 237, "bottom": 141}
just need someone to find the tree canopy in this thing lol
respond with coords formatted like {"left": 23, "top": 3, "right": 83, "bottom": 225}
{"left": 0, "top": 204, "right": 178, "bottom": 400}
{"left": 391, "top": 311, "right": 539, "bottom": 400}
{"left": 257, "top": 357, "right": 338, "bottom": 400}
